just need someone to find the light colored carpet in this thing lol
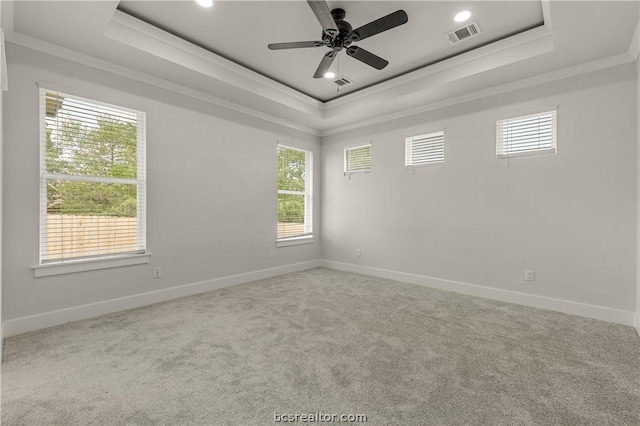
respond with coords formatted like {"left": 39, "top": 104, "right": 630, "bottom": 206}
{"left": 1, "top": 267, "right": 639, "bottom": 425}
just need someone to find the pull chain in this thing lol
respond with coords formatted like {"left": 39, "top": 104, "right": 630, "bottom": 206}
{"left": 336, "top": 54, "right": 340, "bottom": 93}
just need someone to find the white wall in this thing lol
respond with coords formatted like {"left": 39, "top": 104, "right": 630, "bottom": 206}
{"left": 0, "top": 4, "right": 5, "bottom": 354}
{"left": 2, "top": 44, "right": 638, "bottom": 333}
{"left": 2, "top": 44, "right": 321, "bottom": 334}
{"left": 322, "top": 63, "right": 638, "bottom": 324}
{"left": 637, "top": 54, "right": 640, "bottom": 334}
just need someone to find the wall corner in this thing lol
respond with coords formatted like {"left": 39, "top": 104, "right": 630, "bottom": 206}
{"left": 636, "top": 48, "right": 640, "bottom": 336}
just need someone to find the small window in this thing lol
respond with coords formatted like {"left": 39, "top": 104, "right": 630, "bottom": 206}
{"left": 39, "top": 89, "right": 146, "bottom": 264}
{"left": 344, "top": 144, "right": 371, "bottom": 174}
{"left": 405, "top": 131, "right": 444, "bottom": 167}
{"left": 496, "top": 109, "right": 557, "bottom": 159}
{"left": 277, "top": 144, "right": 313, "bottom": 241}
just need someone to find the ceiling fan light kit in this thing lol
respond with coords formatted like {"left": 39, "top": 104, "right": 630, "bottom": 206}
{"left": 267, "top": 0, "right": 408, "bottom": 79}
{"left": 195, "top": 0, "right": 213, "bottom": 8}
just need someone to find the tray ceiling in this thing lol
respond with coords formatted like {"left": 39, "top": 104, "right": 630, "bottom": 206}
{"left": 3, "top": 1, "right": 639, "bottom": 135}
{"left": 117, "top": 1, "right": 545, "bottom": 101}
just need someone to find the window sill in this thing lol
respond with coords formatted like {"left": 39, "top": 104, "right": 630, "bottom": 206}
{"left": 276, "top": 236, "right": 315, "bottom": 247}
{"left": 32, "top": 252, "right": 151, "bottom": 277}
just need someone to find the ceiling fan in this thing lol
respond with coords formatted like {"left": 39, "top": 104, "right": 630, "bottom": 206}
{"left": 268, "top": 0, "right": 408, "bottom": 79}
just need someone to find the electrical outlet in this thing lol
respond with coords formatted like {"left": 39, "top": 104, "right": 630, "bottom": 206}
{"left": 356, "top": 249, "right": 362, "bottom": 257}
{"left": 153, "top": 267, "right": 162, "bottom": 279}
{"left": 525, "top": 270, "right": 535, "bottom": 282}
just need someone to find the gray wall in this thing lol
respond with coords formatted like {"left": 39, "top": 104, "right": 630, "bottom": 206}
{"left": 321, "top": 63, "right": 637, "bottom": 313}
{"left": 2, "top": 44, "right": 321, "bottom": 323}
{"left": 637, "top": 54, "right": 640, "bottom": 332}
{"left": 2, "top": 44, "right": 638, "bottom": 330}
{"left": 0, "top": 5, "right": 4, "bottom": 349}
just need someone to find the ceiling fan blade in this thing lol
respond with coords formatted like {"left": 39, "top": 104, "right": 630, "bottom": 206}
{"left": 351, "top": 10, "right": 408, "bottom": 41}
{"left": 268, "top": 41, "right": 325, "bottom": 50}
{"left": 346, "top": 46, "right": 388, "bottom": 70}
{"left": 307, "top": 0, "right": 338, "bottom": 36}
{"left": 313, "top": 51, "right": 337, "bottom": 79}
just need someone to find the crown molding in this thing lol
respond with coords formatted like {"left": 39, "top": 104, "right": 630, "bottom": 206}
{"left": 7, "top": 26, "right": 631, "bottom": 140}
{"left": 4, "top": 31, "right": 321, "bottom": 137}
{"left": 320, "top": 52, "right": 636, "bottom": 137}
{"left": 4, "top": 0, "right": 633, "bottom": 140}
{"left": 1, "top": 30, "right": 7, "bottom": 91}
{"left": 319, "top": 1, "right": 554, "bottom": 123}
{"left": 105, "top": 10, "right": 323, "bottom": 118}
{"left": 0, "top": 0, "right": 13, "bottom": 34}
{"left": 0, "top": 0, "right": 13, "bottom": 92}
{"left": 320, "top": 25, "right": 554, "bottom": 129}
{"left": 323, "top": 24, "right": 553, "bottom": 113}
{"left": 628, "top": 19, "right": 640, "bottom": 60}
{"left": 105, "top": 7, "right": 558, "bottom": 132}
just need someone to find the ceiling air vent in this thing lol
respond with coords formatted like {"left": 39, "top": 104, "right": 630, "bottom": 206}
{"left": 333, "top": 76, "right": 353, "bottom": 87}
{"left": 446, "top": 21, "right": 482, "bottom": 44}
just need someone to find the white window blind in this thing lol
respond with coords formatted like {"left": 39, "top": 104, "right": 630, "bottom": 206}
{"left": 344, "top": 144, "right": 371, "bottom": 174}
{"left": 39, "top": 89, "right": 146, "bottom": 263}
{"left": 497, "top": 109, "right": 557, "bottom": 159}
{"left": 405, "top": 131, "right": 444, "bottom": 167}
{"left": 277, "top": 144, "right": 313, "bottom": 240}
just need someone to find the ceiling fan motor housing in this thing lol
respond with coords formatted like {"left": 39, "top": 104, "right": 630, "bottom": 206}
{"left": 324, "top": 8, "right": 353, "bottom": 51}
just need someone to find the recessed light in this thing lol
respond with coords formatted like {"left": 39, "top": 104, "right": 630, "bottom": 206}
{"left": 324, "top": 71, "right": 336, "bottom": 79}
{"left": 454, "top": 10, "right": 472, "bottom": 23}
{"left": 196, "top": 0, "right": 213, "bottom": 8}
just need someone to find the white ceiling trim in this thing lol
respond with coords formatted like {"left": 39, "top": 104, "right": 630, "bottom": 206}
{"left": 3, "top": 31, "right": 321, "bottom": 136}
{"left": 321, "top": 52, "right": 637, "bottom": 137}
{"left": 3, "top": 0, "right": 636, "bottom": 139}
{"left": 540, "top": 0, "right": 552, "bottom": 31}
{"left": 323, "top": 24, "right": 553, "bottom": 110}
{"left": 105, "top": 10, "right": 323, "bottom": 118}
{"left": 321, "top": 25, "right": 554, "bottom": 121}
{"left": 0, "top": 0, "right": 12, "bottom": 92}
{"left": 628, "top": 18, "right": 640, "bottom": 59}
{"left": 5, "top": 23, "right": 635, "bottom": 140}
{"left": 106, "top": 5, "right": 555, "bottom": 128}
{"left": 1, "top": 29, "right": 8, "bottom": 91}
{"left": 0, "top": 0, "right": 13, "bottom": 34}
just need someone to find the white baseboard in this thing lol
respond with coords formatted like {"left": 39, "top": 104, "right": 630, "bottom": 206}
{"left": 635, "top": 313, "right": 640, "bottom": 337}
{"left": 3, "top": 259, "right": 635, "bottom": 337}
{"left": 322, "top": 260, "right": 636, "bottom": 326}
{"left": 2, "top": 260, "right": 322, "bottom": 337}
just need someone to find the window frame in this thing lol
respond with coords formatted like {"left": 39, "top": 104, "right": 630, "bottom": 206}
{"left": 276, "top": 143, "right": 313, "bottom": 246}
{"left": 34, "top": 87, "right": 149, "bottom": 275}
{"left": 496, "top": 107, "right": 557, "bottom": 160}
{"left": 344, "top": 143, "right": 372, "bottom": 175}
{"left": 405, "top": 130, "right": 445, "bottom": 168}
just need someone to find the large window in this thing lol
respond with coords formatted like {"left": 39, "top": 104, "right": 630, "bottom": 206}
{"left": 39, "top": 89, "right": 146, "bottom": 264}
{"left": 496, "top": 109, "right": 557, "bottom": 159}
{"left": 277, "top": 144, "right": 312, "bottom": 241}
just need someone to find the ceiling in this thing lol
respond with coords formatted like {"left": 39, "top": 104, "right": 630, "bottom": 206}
{"left": 2, "top": 1, "right": 639, "bottom": 135}
{"left": 117, "top": 1, "right": 544, "bottom": 102}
